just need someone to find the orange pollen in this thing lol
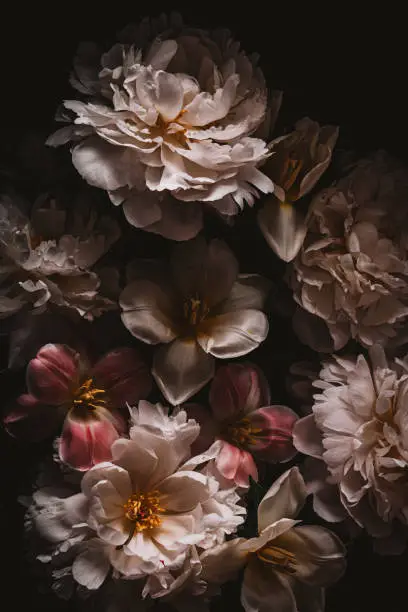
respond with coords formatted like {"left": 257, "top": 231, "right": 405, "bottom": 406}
{"left": 257, "top": 545, "right": 297, "bottom": 574}
{"left": 123, "top": 491, "right": 164, "bottom": 532}
{"left": 281, "top": 155, "right": 304, "bottom": 191}
{"left": 224, "top": 417, "right": 262, "bottom": 449}
{"left": 73, "top": 378, "right": 106, "bottom": 411}
{"left": 183, "top": 295, "right": 209, "bottom": 327}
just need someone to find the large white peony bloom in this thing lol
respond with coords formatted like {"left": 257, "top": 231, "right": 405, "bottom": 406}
{"left": 290, "top": 152, "right": 408, "bottom": 350}
{"left": 29, "top": 402, "right": 245, "bottom": 593}
{"left": 293, "top": 346, "right": 408, "bottom": 552}
{"left": 0, "top": 192, "right": 119, "bottom": 319}
{"left": 48, "top": 14, "right": 274, "bottom": 240}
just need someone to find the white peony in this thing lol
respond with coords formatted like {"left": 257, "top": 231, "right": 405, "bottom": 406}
{"left": 290, "top": 152, "right": 408, "bottom": 350}
{"left": 28, "top": 403, "right": 245, "bottom": 593}
{"left": 48, "top": 14, "right": 274, "bottom": 240}
{"left": 293, "top": 346, "right": 408, "bottom": 552}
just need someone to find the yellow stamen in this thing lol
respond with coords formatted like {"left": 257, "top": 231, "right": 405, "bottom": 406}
{"left": 223, "top": 417, "right": 262, "bottom": 449}
{"left": 123, "top": 491, "right": 164, "bottom": 533}
{"left": 257, "top": 545, "right": 297, "bottom": 574}
{"left": 183, "top": 295, "right": 209, "bottom": 327}
{"left": 281, "top": 155, "right": 304, "bottom": 192}
{"left": 73, "top": 378, "right": 107, "bottom": 411}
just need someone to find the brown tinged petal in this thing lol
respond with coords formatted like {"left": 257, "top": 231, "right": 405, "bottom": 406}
{"left": 120, "top": 279, "right": 178, "bottom": 345}
{"left": 197, "top": 310, "right": 269, "bottom": 359}
{"left": 91, "top": 347, "right": 152, "bottom": 406}
{"left": 152, "top": 338, "right": 215, "bottom": 405}
{"left": 26, "top": 344, "right": 80, "bottom": 405}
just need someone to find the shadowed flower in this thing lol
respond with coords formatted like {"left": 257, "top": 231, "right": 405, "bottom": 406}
{"left": 258, "top": 118, "right": 338, "bottom": 262}
{"left": 0, "top": 192, "right": 120, "bottom": 320}
{"left": 293, "top": 346, "right": 408, "bottom": 553}
{"left": 4, "top": 343, "right": 152, "bottom": 470}
{"left": 290, "top": 152, "right": 408, "bottom": 350}
{"left": 187, "top": 363, "right": 298, "bottom": 486}
{"left": 48, "top": 14, "right": 275, "bottom": 240}
{"left": 169, "top": 468, "right": 346, "bottom": 612}
{"left": 120, "top": 237, "right": 270, "bottom": 405}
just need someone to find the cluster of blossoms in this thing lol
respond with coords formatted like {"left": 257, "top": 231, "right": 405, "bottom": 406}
{"left": 2, "top": 11, "right": 408, "bottom": 612}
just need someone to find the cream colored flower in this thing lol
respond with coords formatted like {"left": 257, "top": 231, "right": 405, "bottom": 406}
{"left": 29, "top": 404, "right": 245, "bottom": 591}
{"left": 293, "top": 346, "right": 408, "bottom": 553}
{"left": 154, "top": 468, "right": 345, "bottom": 612}
{"left": 120, "top": 237, "right": 269, "bottom": 405}
{"left": 258, "top": 118, "right": 338, "bottom": 262}
{"left": 48, "top": 15, "right": 275, "bottom": 240}
{"left": 290, "top": 152, "right": 408, "bottom": 349}
{"left": 0, "top": 192, "right": 119, "bottom": 319}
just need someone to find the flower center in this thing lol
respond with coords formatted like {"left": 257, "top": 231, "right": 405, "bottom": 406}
{"left": 73, "top": 378, "right": 107, "bottom": 411}
{"left": 123, "top": 491, "right": 164, "bottom": 533}
{"left": 257, "top": 545, "right": 297, "bottom": 574}
{"left": 183, "top": 295, "right": 209, "bottom": 327}
{"left": 223, "top": 417, "right": 261, "bottom": 449}
{"left": 281, "top": 155, "right": 304, "bottom": 192}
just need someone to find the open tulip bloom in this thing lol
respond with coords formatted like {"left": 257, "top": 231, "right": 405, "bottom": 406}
{"left": 4, "top": 344, "right": 152, "bottom": 470}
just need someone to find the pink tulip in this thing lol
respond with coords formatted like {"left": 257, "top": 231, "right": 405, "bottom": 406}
{"left": 187, "top": 363, "right": 298, "bottom": 486}
{"left": 4, "top": 344, "right": 152, "bottom": 470}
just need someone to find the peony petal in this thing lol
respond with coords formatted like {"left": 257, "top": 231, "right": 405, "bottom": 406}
{"left": 171, "top": 237, "right": 239, "bottom": 307}
{"left": 248, "top": 405, "right": 298, "bottom": 463}
{"left": 136, "top": 69, "right": 184, "bottom": 122}
{"left": 72, "top": 540, "right": 110, "bottom": 590}
{"left": 82, "top": 462, "right": 132, "bottom": 501}
{"left": 242, "top": 558, "right": 297, "bottom": 612}
{"left": 26, "top": 344, "right": 79, "bottom": 405}
{"left": 159, "top": 470, "right": 209, "bottom": 512}
{"left": 197, "top": 309, "right": 269, "bottom": 358}
{"left": 122, "top": 191, "right": 162, "bottom": 228}
{"left": 210, "top": 362, "right": 271, "bottom": 422}
{"left": 152, "top": 338, "right": 215, "bottom": 406}
{"left": 152, "top": 514, "right": 201, "bottom": 550}
{"left": 258, "top": 199, "right": 307, "bottom": 262}
{"left": 293, "top": 414, "right": 324, "bottom": 458}
{"left": 120, "top": 279, "right": 178, "bottom": 345}
{"left": 144, "top": 195, "right": 203, "bottom": 241}
{"left": 110, "top": 438, "right": 158, "bottom": 491}
{"left": 91, "top": 347, "right": 152, "bottom": 406}
{"left": 59, "top": 412, "right": 121, "bottom": 471}
{"left": 3, "top": 394, "right": 60, "bottom": 441}
{"left": 258, "top": 467, "right": 307, "bottom": 532}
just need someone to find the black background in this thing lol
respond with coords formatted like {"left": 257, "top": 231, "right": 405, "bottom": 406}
{"left": 1, "top": 3, "right": 408, "bottom": 611}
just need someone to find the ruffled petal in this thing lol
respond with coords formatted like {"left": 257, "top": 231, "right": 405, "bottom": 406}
{"left": 159, "top": 471, "right": 209, "bottom": 512}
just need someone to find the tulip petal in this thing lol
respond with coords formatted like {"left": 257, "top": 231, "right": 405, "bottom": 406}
{"left": 153, "top": 338, "right": 215, "bottom": 405}
{"left": 235, "top": 450, "right": 259, "bottom": 487}
{"left": 120, "top": 280, "right": 178, "bottom": 345}
{"left": 3, "top": 394, "right": 60, "bottom": 441}
{"left": 220, "top": 274, "right": 271, "bottom": 313}
{"left": 184, "top": 403, "right": 218, "bottom": 454}
{"left": 198, "top": 309, "right": 269, "bottom": 358}
{"left": 171, "top": 237, "right": 239, "bottom": 307}
{"left": 216, "top": 441, "right": 242, "bottom": 481}
{"left": 242, "top": 558, "right": 297, "bottom": 612}
{"left": 91, "top": 347, "right": 152, "bottom": 406}
{"left": 258, "top": 467, "right": 307, "bottom": 532}
{"left": 248, "top": 405, "right": 298, "bottom": 463}
{"left": 210, "top": 363, "right": 270, "bottom": 422}
{"left": 59, "top": 412, "right": 122, "bottom": 471}
{"left": 27, "top": 344, "right": 79, "bottom": 405}
{"left": 258, "top": 199, "right": 307, "bottom": 263}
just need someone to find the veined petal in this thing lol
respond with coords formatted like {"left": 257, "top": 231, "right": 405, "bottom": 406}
{"left": 26, "top": 344, "right": 79, "bottom": 405}
{"left": 248, "top": 405, "right": 298, "bottom": 463}
{"left": 258, "top": 199, "right": 307, "bottom": 263}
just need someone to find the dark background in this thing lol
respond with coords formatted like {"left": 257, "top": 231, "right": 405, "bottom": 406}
{"left": 1, "top": 3, "right": 407, "bottom": 611}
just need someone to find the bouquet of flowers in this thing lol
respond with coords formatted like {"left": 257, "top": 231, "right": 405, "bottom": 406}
{"left": 2, "top": 12, "right": 408, "bottom": 612}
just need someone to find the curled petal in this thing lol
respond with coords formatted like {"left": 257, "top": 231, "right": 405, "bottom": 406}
{"left": 59, "top": 409, "right": 122, "bottom": 471}
{"left": 198, "top": 310, "right": 269, "bottom": 359}
{"left": 258, "top": 467, "right": 307, "bottom": 532}
{"left": 152, "top": 338, "right": 215, "bottom": 405}
{"left": 91, "top": 347, "right": 152, "bottom": 406}
{"left": 248, "top": 405, "right": 298, "bottom": 462}
{"left": 3, "top": 394, "right": 60, "bottom": 441}
{"left": 210, "top": 362, "right": 271, "bottom": 422}
{"left": 26, "top": 344, "right": 79, "bottom": 404}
